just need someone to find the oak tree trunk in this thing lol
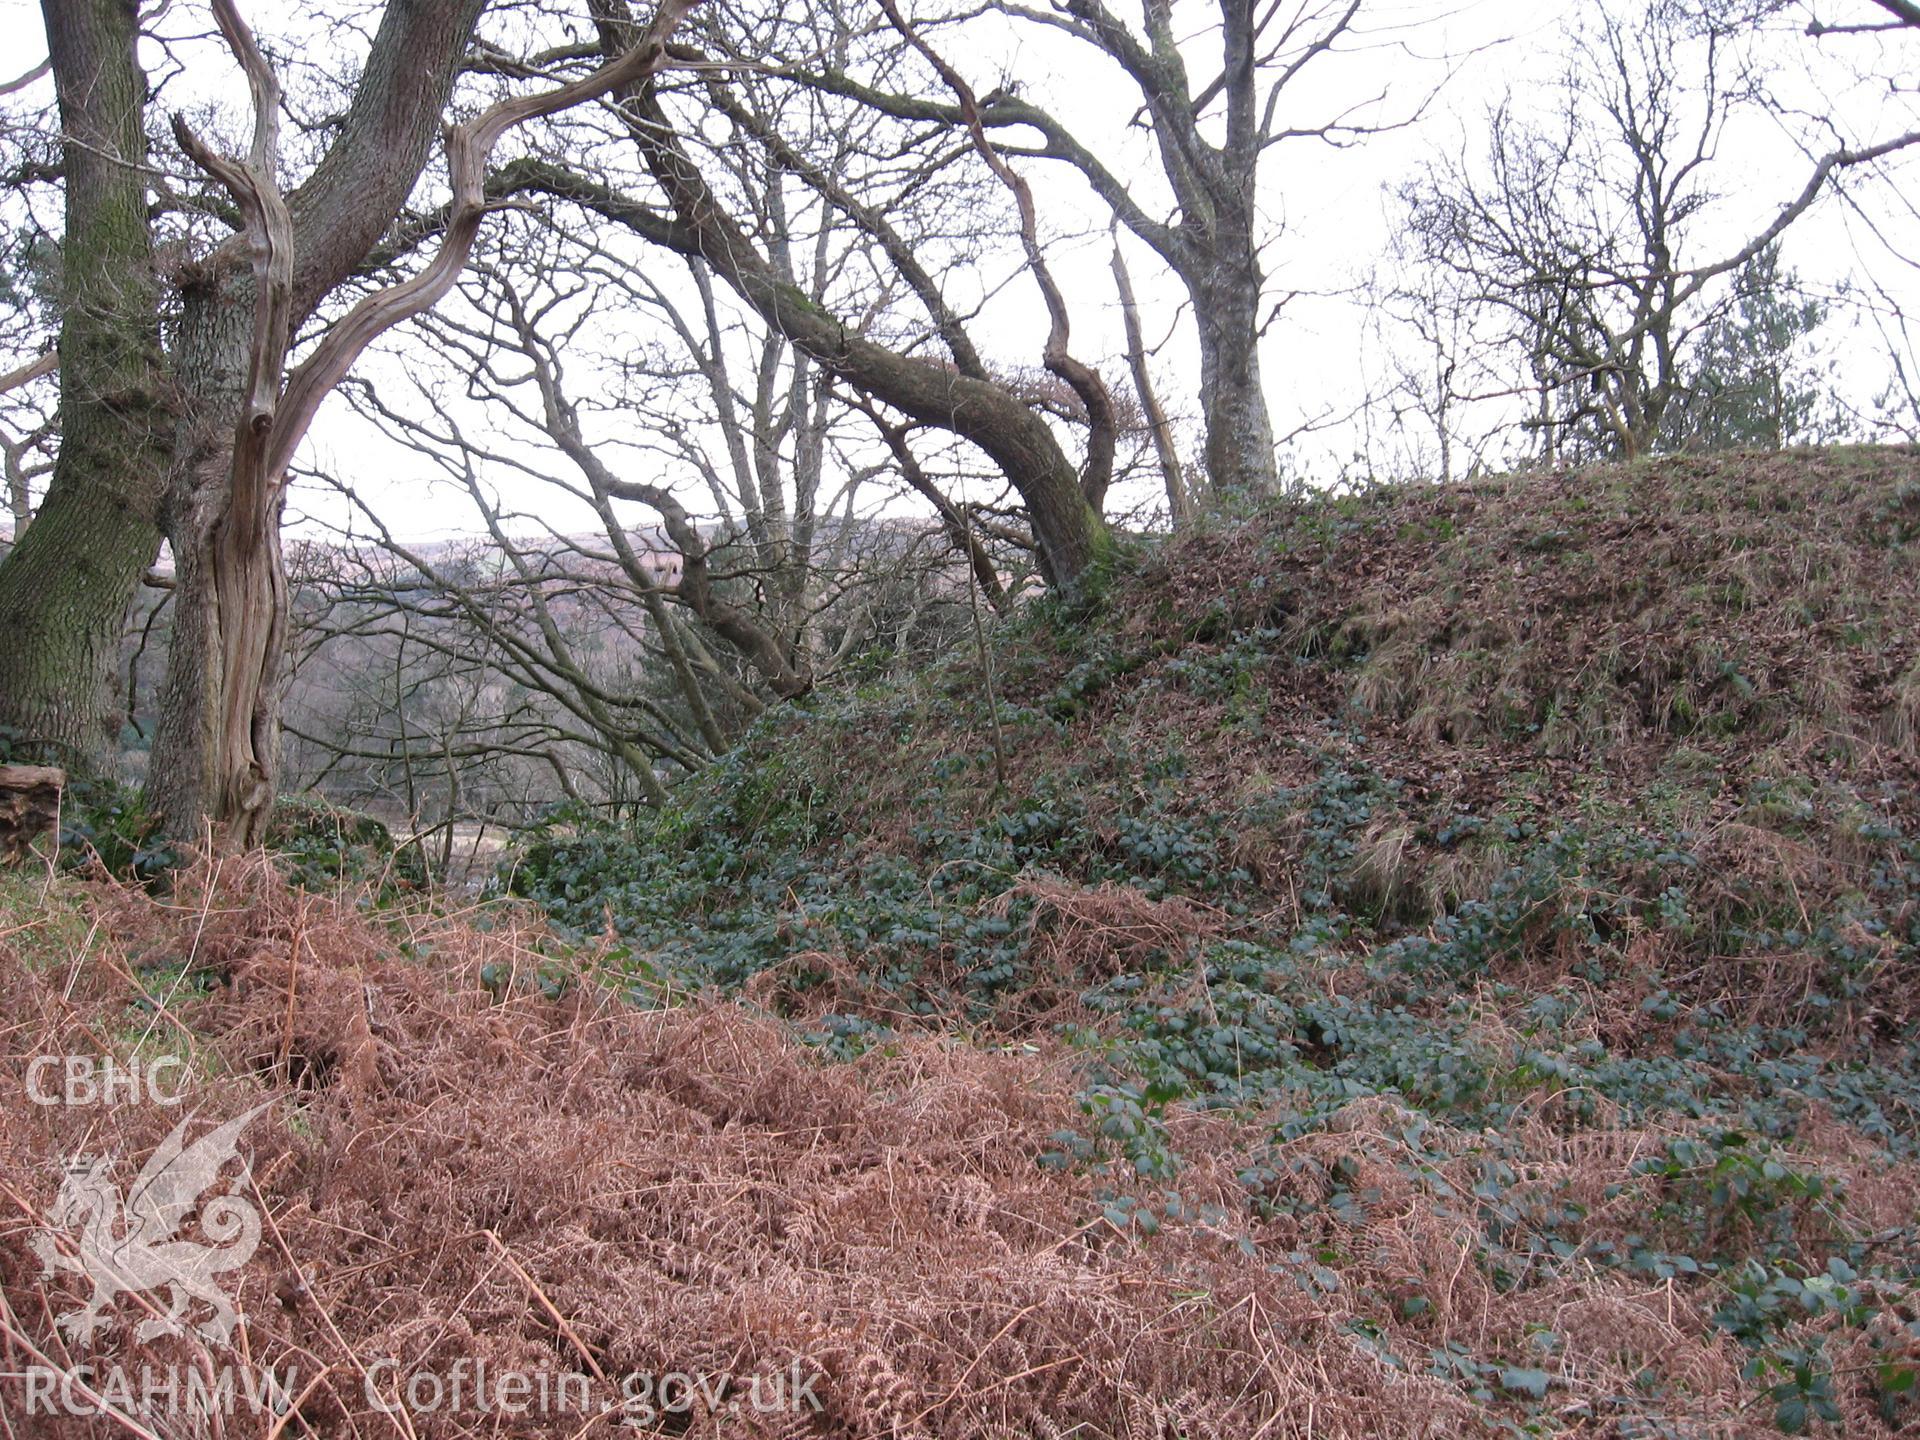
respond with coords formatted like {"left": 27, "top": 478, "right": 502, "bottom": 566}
{"left": 0, "top": 0, "right": 171, "bottom": 769}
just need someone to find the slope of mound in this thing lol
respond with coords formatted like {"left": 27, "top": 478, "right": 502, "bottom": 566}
{"left": 504, "top": 446, "right": 1920, "bottom": 1434}
{"left": 1, "top": 448, "right": 1916, "bottom": 1438}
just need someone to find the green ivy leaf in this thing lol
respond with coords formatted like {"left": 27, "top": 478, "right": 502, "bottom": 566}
{"left": 1499, "top": 1367, "right": 1550, "bottom": 1400}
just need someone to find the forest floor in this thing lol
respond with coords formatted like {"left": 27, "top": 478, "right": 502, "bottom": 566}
{"left": 4, "top": 446, "right": 1920, "bottom": 1438}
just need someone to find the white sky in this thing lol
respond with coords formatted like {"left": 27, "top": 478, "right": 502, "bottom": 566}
{"left": 1, "top": 0, "right": 1916, "bottom": 542}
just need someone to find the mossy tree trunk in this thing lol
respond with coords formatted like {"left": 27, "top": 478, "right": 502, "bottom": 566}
{"left": 1194, "top": 253, "right": 1279, "bottom": 499}
{"left": 146, "top": 269, "right": 286, "bottom": 847}
{"left": 0, "top": 0, "right": 171, "bottom": 769}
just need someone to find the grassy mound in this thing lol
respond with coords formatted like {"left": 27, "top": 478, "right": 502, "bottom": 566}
{"left": 2, "top": 447, "right": 1916, "bottom": 1437}
{"left": 504, "top": 447, "right": 1920, "bottom": 1434}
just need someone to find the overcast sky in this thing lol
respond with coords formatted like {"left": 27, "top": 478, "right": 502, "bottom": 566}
{"left": 2, "top": 0, "right": 1915, "bottom": 542}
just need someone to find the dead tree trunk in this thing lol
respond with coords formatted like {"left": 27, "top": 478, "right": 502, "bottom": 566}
{"left": 1111, "top": 242, "right": 1195, "bottom": 527}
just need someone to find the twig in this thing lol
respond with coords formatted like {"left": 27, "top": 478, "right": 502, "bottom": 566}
{"left": 0, "top": 1301, "right": 163, "bottom": 1440}
{"left": 483, "top": 1229, "right": 612, "bottom": 1387}
{"left": 265, "top": 1366, "right": 335, "bottom": 1440}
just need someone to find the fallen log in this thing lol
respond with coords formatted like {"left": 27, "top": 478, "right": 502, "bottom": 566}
{"left": 0, "top": 764, "right": 64, "bottom": 864}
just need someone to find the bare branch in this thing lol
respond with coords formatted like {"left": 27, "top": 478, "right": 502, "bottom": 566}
{"left": 271, "top": 0, "right": 703, "bottom": 480}
{"left": 875, "top": 0, "right": 1117, "bottom": 509}
{"left": 0, "top": 350, "right": 56, "bottom": 397}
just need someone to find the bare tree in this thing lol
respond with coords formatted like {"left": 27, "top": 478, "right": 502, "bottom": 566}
{"left": 0, "top": 0, "right": 699, "bottom": 842}
{"left": 286, "top": 525, "right": 692, "bottom": 817}
{"left": 781, "top": 0, "right": 1410, "bottom": 501}
{"left": 493, "top": 0, "right": 1115, "bottom": 588}
{"left": 273, "top": 138, "right": 1013, "bottom": 809}
{"left": 1400, "top": 0, "right": 1920, "bottom": 463}
{"left": 143, "top": 0, "right": 696, "bottom": 846}
{"left": 0, "top": 349, "right": 54, "bottom": 542}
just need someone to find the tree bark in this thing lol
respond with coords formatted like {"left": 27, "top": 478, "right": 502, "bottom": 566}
{"left": 0, "top": 1, "right": 171, "bottom": 769}
{"left": 148, "top": 89, "right": 294, "bottom": 848}
{"left": 1195, "top": 262, "right": 1280, "bottom": 497}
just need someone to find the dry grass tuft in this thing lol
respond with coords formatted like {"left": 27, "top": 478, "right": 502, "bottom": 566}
{"left": 1005, "top": 876, "right": 1225, "bottom": 978}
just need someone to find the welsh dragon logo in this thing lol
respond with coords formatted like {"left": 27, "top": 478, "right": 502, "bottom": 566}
{"left": 31, "top": 1104, "right": 270, "bottom": 1345}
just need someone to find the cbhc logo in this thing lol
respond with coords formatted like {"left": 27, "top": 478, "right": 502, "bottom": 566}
{"left": 25, "top": 1056, "right": 187, "bottom": 1107}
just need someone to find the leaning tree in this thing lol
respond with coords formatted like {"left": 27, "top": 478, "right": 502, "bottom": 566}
{"left": 496, "top": 0, "right": 1118, "bottom": 589}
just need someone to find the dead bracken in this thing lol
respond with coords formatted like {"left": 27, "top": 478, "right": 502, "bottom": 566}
{"left": 0, "top": 857, "right": 1477, "bottom": 1438}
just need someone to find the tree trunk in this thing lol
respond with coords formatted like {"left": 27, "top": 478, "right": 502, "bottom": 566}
{"left": 0, "top": 0, "right": 170, "bottom": 769}
{"left": 1195, "top": 262, "right": 1279, "bottom": 498}
{"left": 147, "top": 290, "right": 285, "bottom": 846}
{"left": 145, "top": 0, "right": 491, "bottom": 845}
{"left": 674, "top": 202, "right": 1113, "bottom": 586}
{"left": 1112, "top": 243, "right": 1194, "bottom": 527}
